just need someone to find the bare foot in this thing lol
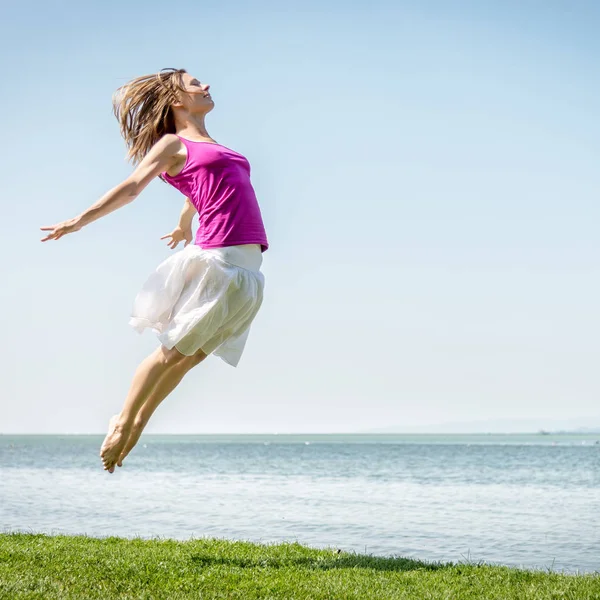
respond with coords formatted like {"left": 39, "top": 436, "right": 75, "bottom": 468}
{"left": 117, "top": 422, "right": 144, "bottom": 468}
{"left": 100, "top": 415, "right": 130, "bottom": 473}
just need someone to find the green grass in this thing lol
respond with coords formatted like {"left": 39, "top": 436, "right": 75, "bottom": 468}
{"left": 0, "top": 533, "right": 598, "bottom": 599}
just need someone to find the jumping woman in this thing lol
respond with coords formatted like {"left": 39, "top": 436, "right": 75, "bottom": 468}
{"left": 40, "top": 68, "right": 269, "bottom": 473}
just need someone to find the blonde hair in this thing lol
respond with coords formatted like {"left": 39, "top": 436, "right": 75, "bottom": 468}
{"left": 112, "top": 68, "right": 187, "bottom": 166}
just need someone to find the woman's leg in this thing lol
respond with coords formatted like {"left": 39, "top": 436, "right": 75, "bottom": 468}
{"left": 116, "top": 352, "right": 206, "bottom": 467}
{"left": 100, "top": 345, "right": 207, "bottom": 472}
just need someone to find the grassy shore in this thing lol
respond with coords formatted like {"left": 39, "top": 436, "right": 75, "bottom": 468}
{"left": 1, "top": 533, "right": 598, "bottom": 599}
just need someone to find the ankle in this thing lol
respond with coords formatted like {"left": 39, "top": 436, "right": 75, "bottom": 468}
{"left": 115, "top": 416, "right": 133, "bottom": 433}
{"left": 132, "top": 418, "right": 146, "bottom": 432}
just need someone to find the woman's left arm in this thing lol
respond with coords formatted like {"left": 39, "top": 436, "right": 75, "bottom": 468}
{"left": 40, "top": 134, "right": 181, "bottom": 242}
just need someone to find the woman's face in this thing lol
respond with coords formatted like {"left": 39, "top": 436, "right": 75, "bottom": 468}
{"left": 177, "top": 73, "right": 214, "bottom": 113}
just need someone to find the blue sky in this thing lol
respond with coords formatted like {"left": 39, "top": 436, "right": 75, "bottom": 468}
{"left": 1, "top": 0, "right": 599, "bottom": 433}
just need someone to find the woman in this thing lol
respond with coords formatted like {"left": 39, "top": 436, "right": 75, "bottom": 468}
{"left": 41, "top": 68, "right": 269, "bottom": 473}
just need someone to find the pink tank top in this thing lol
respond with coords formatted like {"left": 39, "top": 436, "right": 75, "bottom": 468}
{"left": 162, "top": 136, "right": 269, "bottom": 252}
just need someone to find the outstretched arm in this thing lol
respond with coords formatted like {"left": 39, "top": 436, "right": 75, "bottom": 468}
{"left": 40, "top": 134, "right": 182, "bottom": 242}
{"left": 161, "top": 198, "right": 197, "bottom": 249}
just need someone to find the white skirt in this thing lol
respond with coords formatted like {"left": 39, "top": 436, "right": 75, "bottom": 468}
{"left": 129, "top": 244, "right": 265, "bottom": 367}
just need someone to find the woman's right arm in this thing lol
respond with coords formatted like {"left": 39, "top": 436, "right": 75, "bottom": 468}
{"left": 161, "top": 198, "right": 197, "bottom": 249}
{"left": 41, "top": 134, "right": 182, "bottom": 242}
{"left": 177, "top": 198, "right": 197, "bottom": 230}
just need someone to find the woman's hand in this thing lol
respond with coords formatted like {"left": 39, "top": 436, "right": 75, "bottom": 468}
{"left": 161, "top": 226, "right": 192, "bottom": 249}
{"left": 40, "top": 217, "right": 82, "bottom": 242}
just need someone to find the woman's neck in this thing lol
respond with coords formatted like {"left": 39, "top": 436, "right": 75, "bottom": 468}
{"left": 175, "top": 115, "right": 214, "bottom": 142}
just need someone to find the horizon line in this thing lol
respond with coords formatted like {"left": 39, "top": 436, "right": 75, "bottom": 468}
{"left": 1, "top": 431, "right": 597, "bottom": 436}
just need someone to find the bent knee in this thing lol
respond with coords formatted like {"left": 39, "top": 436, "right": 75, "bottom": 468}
{"left": 158, "top": 345, "right": 189, "bottom": 367}
{"left": 189, "top": 348, "right": 208, "bottom": 367}
{"left": 160, "top": 345, "right": 207, "bottom": 369}
{"left": 181, "top": 348, "right": 207, "bottom": 369}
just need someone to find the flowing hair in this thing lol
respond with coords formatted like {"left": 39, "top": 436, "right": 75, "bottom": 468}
{"left": 112, "top": 68, "right": 187, "bottom": 167}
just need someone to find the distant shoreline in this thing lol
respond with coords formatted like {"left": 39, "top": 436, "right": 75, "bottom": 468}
{"left": 0, "top": 429, "right": 600, "bottom": 437}
{"left": 2, "top": 431, "right": 599, "bottom": 439}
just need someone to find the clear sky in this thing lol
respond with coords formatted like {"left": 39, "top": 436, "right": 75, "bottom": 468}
{"left": 1, "top": 0, "right": 599, "bottom": 433}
